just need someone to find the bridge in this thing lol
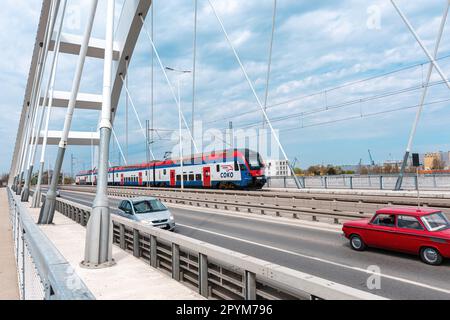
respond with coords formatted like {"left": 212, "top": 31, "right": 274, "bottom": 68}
{"left": 2, "top": 0, "right": 450, "bottom": 301}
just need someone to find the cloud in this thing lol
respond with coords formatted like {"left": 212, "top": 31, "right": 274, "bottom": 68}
{"left": 1, "top": 0, "right": 450, "bottom": 174}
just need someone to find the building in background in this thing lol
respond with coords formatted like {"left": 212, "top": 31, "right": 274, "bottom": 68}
{"left": 265, "top": 160, "right": 291, "bottom": 177}
{"left": 383, "top": 159, "right": 402, "bottom": 167}
{"left": 423, "top": 152, "right": 444, "bottom": 170}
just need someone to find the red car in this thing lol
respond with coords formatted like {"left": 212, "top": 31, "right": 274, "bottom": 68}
{"left": 342, "top": 207, "right": 450, "bottom": 265}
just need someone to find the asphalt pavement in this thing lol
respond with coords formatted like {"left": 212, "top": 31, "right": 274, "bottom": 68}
{"left": 56, "top": 189, "right": 450, "bottom": 300}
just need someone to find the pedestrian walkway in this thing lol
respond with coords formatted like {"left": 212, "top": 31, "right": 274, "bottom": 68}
{"left": 25, "top": 199, "right": 204, "bottom": 300}
{"left": 0, "top": 188, "right": 19, "bottom": 299}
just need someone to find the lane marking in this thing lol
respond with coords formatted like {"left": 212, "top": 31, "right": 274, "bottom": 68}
{"left": 60, "top": 191, "right": 450, "bottom": 296}
{"left": 60, "top": 190, "right": 341, "bottom": 234}
{"left": 167, "top": 203, "right": 342, "bottom": 234}
{"left": 177, "top": 223, "right": 450, "bottom": 296}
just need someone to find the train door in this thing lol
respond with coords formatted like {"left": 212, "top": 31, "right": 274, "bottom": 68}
{"left": 203, "top": 167, "right": 211, "bottom": 187}
{"left": 138, "top": 172, "right": 143, "bottom": 186}
{"left": 120, "top": 174, "right": 124, "bottom": 186}
{"left": 170, "top": 170, "right": 176, "bottom": 187}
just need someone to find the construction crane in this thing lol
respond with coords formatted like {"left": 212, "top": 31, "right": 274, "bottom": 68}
{"left": 368, "top": 149, "right": 375, "bottom": 166}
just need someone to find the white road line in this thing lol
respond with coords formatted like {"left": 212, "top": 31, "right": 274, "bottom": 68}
{"left": 177, "top": 223, "right": 450, "bottom": 296}
{"left": 61, "top": 190, "right": 342, "bottom": 234}
{"left": 60, "top": 192, "right": 450, "bottom": 296}
{"left": 167, "top": 203, "right": 342, "bottom": 234}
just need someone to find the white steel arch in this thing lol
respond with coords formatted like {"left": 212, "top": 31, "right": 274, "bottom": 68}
{"left": 10, "top": 0, "right": 153, "bottom": 212}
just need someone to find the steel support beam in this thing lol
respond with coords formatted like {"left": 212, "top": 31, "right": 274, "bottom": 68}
{"left": 207, "top": 0, "right": 302, "bottom": 188}
{"left": 24, "top": 0, "right": 67, "bottom": 203}
{"left": 394, "top": 1, "right": 449, "bottom": 190}
{"left": 49, "top": 32, "right": 120, "bottom": 60}
{"left": 9, "top": 0, "right": 52, "bottom": 186}
{"left": 40, "top": 91, "right": 103, "bottom": 110}
{"left": 39, "top": 0, "right": 98, "bottom": 225}
{"left": 82, "top": 0, "right": 115, "bottom": 268}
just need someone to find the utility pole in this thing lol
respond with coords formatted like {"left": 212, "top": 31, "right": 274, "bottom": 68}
{"left": 125, "top": 58, "right": 129, "bottom": 163}
{"left": 70, "top": 153, "right": 74, "bottom": 179}
{"left": 146, "top": 119, "right": 150, "bottom": 186}
{"left": 229, "top": 121, "right": 233, "bottom": 150}
{"left": 192, "top": 0, "right": 198, "bottom": 157}
{"left": 82, "top": 0, "right": 115, "bottom": 268}
{"left": 165, "top": 67, "right": 192, "bottom": 190}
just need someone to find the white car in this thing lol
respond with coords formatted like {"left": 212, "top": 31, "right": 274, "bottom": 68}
{"left": 117, "top": 197, "right": 175, "bottom": 231}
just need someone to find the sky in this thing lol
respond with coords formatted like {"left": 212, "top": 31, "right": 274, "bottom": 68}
{"left": 1, "top": 0, "right": 450, "bottom": 175}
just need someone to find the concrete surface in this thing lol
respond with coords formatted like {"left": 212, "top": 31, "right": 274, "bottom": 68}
{"left": 25, "top": 201, "right": 204, "bottom": 300}
{"left": 0, "top": 188, "right": 19, "bottom": 300}
{"left": 266, "top": 187, "right": 450, "bottom": 198}
{"left": 59, "top": 189, "right": 450, "bottom": 300}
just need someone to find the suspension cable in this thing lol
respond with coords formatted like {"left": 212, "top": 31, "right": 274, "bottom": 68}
{"left": 111, "top": 127, "right": 128, "bottom": 165}
{"left": 119, "top": 74, "right": 156, "bottom": 160}
{"left": 139, "top": 14, "right": 199, "bottom": 153}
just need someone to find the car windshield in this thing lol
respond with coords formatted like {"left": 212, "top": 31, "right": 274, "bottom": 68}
{"left": 133, "top": 200, "right": 167, "bottom": 214}
{"left": 420, "top": 212, "right": 450, "bottom": 231}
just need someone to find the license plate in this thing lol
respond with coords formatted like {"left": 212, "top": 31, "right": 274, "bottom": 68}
{"left": 155, "top": 224, "right": 167, "bottom": 229}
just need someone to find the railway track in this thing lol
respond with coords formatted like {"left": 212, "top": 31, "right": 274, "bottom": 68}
{"left": 57, "top": 185, "right": 450, "bottom": 224}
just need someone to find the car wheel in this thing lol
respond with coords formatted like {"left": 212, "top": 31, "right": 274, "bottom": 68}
{"left": 349, "top": 234, "right": 366, "bottom": 251}
{"left": 420, "top": 247, "right": 443, "bottom": 266}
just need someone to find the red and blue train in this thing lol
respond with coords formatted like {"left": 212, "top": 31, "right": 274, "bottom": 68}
{"left": 76, "top": 149, "right": 267, "bottom": 189}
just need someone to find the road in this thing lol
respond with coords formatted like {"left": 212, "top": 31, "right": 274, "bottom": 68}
{"left": 56, "top": 189, "right": 450, "bottom": 300}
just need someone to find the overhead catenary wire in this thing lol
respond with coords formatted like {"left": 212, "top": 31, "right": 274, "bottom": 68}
{"left": 199, "top": 54, "right": 450, "bottom": 128}
{"left": 119, "top": 74, "right": 156, "bottom": 160}
{"left": 139, "top": 14, "right": 199, "bottom": 154}
{"left": 147, "top": 96, "right": 450, "bottom": 154}
{"left": 263, "top": 0, "right": 277, "bottom": 128}
{"left": 206, "top": 0, "right": 303, "bottom": 188}
{"left": 201, "top": 78, "right": 449, "bottom": 131}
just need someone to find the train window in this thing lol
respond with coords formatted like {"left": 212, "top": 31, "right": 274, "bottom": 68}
{"left": 189, "top": 174, "right": 195, "bottom": 181}
{"left": 196, "top": 174, "right": 202, "bottom": 181}
{"left": 176, "top": 175, "right": 181, "bottom": 181}
{"left": 216, "top": 164, "right": 220, "bottom": 172}
{"left": 234, "top": 161, "right": 239, "bottom": 171}
{"left": 116, "top": 174, "right": 118, "bottom": 178}
{"left": 163, "top": 169, "right": 166, "bottom": 175}
{"left": 183, "top": 174, "right": 188, "bottom": 181}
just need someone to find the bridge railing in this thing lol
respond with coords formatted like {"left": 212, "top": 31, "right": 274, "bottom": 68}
{"left": 51, "top": 195, "right": 385, "bottom": 300}
{"left": 56, "top": 185, "right": 450, "bottom": 224}
{"left": 6, "top": 187, "right": 94, "bottom": 300}
{"left": 266, "top": 174, "right": 450, "bottom": 190}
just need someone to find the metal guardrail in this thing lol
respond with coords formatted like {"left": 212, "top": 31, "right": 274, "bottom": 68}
{"left": 6, "top": 187, "right": 94, "bottom": 300}
{"left": 266, "top": 174, "right": 450, "bottom": 191}
{"left": 51, "top": 195, "right": 385, "bottom": 300}
{"left": 59, "top": 185, "right": 450, "bottom": 224}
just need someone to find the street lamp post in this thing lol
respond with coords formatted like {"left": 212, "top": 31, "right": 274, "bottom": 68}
{"left": 165, "top": 67, "right": 191, "bottom": 190}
